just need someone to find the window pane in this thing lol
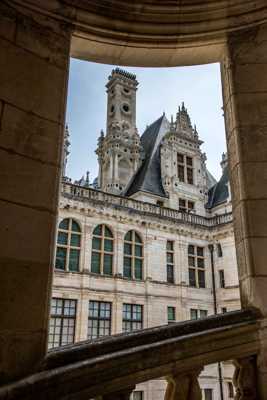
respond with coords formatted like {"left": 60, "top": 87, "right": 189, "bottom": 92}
{"left": 134, "top": 232, "right": 142, "bottom": 243}
{"left": 104, "top": 239, "right": 113, "bottom": 252}
{"left": 70, "top": 233, "right": 81, "bottom": 247}
{"left": 92, "top": 237, "right": 101, "bottom": 250}
{"left": 168, "top": 306, "right": 175, "bottom": 321}
{"left": 57, "top": 231, "right": 68, "bottom": 245}
{"left": 177, "top": 154, "right": 183, "bottom": 163}
{"left": 198, "top": 270, "right": 206, "bottom": 288}
{"left": 200, "top": 310, "right": 208, "bottom": 319}
{"left": 190, "top": 309, "right": 198, "bottom": 320}
{"left": 93, "top": 225, "right": 102, "bottom": 236}
{"left": 124, "top": 242, "right": 132, "bottom": 255}
{"left": 105, "top": 226, "right": 113, "bottom": 238}
{"left": 69, "top": 249, "right": 79, "bottom": 271}
{"left": 189, "top": 268, "right": 196, "bottom": 287}
{"left": 135, "top": 244, "right": 142, "bottom": 257}
{"left": 167, "top": 253, "right": 173, "bottom": 263}
{"left": 134, "top": 258, "right": 143, "bottom": 280}
{"left": 187, "top": 167, "right": 193, "bottom": 184}
{"left": 71, "top": 220, "right": 80, "bottom": 232}
{"left": 55, "top": 247, "right": 66, "bottom": 270}
{"left": 166, "top": 241, "right": 173, "bottom": 251}
{"left": 186, "top": 156, "right": 193, "bottom": 166}
{"left": 188, "top": 201, "right": 194, "bottom": 210}
{"left": 91, "top": 252, "right": 101, "bottom": 274}
{"left": 123, "top": 257, "right": 131, "bottom": 278}
{"left": 178, "top": 165, "right": 184, "bottom": 181}
{"left": 197, "top": 257, "right": 204, "bottom": 268}
{"left": 167, "top": 264, "right": 174, "bottom": 283}
{"left": 188, "top": 245, "right": 194, "bottom": 255}
{"left": 188, "top": 256, "right": 195, "bottom": 267}
{"left": 197, "top": 247, "right": 204, "bottom": 256}
{"left": 103, "top": 254, "right": 113, "bottom": 275}
{"left": 125, "top": 231, "right": 132, "bottom": 241}
{"left": 59, "top": 219, "right": 69, "bottom": 230}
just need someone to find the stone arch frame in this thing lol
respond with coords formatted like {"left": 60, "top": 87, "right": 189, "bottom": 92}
{"left": 2, "top": 1, "right": 267, "bottom": 389}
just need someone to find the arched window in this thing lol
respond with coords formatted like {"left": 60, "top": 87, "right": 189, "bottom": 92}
{"left": 91, "top": 225, "right": 113, "bottom": 275}
{"left": 123, "top": 231, "right": 143, "bottom": 280}
{"left": 55, "top": 218, "right": 81, "bottom": 272}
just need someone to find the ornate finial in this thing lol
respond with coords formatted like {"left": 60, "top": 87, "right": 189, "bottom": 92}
{"left": 220, "top": 152, "right": 228, "bottom": 171}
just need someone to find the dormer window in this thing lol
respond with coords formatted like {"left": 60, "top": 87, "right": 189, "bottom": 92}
{"left": 177, "top": 153, "right": 194, "bottom": 184}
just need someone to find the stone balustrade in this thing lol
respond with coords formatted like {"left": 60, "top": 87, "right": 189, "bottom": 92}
{"left": 0, "top": 309, "right": 260, "bottom": 400}
{"left": 62, "top": 182, "right": 233, "bottom": 229}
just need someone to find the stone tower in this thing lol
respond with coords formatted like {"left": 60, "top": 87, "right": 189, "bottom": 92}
{"left": 96, "top": 68, "right": 142, "bottom": 194}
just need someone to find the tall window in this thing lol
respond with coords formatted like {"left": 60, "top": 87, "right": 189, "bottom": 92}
{"left": 166, "top": 241, "right": 174, "bottom": 283}
{"left": 177, "top": 153, "right": 194, "bottom": 184}
{"left": 188, "top": 245, "right": 205, "bottom": 288}
{"left": 204, "top": 389, "right": 213, "bottom": 400}
{"left": 167, "top": 306, "right": 175, "bottom": 324}
{"left": 91, "top": 225, "right": 114, "bottom": 275}
{"left": 179, "top": 199, "right": 194, "bottom": 212}
{"left": 219, "top": 270, "right": 225, "bottom": 288}
{"left": 217, "top": 243, "right": 223, "bottom": 257}
{"left": 123, "top": 231, "right": 143, "bottom": 280}
{"left": 122, "top": 303, "right": 143, "bottom": 332}
{"left": 190, "top": 309, "right": 208, "bottom": 320}
{"left": 48, "top": 298, "right": 77, "bottom": 349}
{"left": 88, "top": 301, "right": 112, "bottom": 340}
{"left": 55, "top": 218, "right": 81, "bottom": 272}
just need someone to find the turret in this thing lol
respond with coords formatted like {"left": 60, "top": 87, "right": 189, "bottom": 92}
{"left": 96, "top": 68, "right": 142, "bottom": 194}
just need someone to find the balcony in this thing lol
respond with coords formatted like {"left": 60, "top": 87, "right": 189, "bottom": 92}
{"left": 61, "top": 183, "right": 233, "bottom": 229}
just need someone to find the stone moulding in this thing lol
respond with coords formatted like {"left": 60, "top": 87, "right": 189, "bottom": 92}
{"left": 0, "top": 308, "right": 261, "bottom": 400}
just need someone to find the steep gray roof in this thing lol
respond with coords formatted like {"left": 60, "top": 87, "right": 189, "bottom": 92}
{"left": 206, "top": 166, "right": 229, "bottom": 209}
{"left": 206, "top": 169, "right": 217, "bottom": 189}
{"left": 125, "top": 114, "right": 169, "bottom": 198}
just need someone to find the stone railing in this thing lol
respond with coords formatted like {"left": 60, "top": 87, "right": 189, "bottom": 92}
{"left": 0, "top": 309, "right": 260, "bottom": 400}
{"left": 61, "top": 182, "right": 233, "bottom": 229}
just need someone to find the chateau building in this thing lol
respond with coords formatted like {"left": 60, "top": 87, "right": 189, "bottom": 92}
{"left": 51, "top": 68, "right": 240, "bottom": 400}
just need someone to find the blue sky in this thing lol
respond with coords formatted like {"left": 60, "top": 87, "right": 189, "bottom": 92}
{"left": 66, "top": 59, "right": 226, "bottom": 182}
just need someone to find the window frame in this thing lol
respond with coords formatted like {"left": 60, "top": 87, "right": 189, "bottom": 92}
{"left": 219, "top": 269, "right": 225, "bottom": 288}
{"left": 91, "top": 224, "right": 114, "bottom": 276}
{"left": 204, "top": 388, "right": 213, "bottom": 400}
{"left": 177, "top": 153, "right": 194, "bottom": 185}
{"left": 48, "top": 297, "right": 77, "bottom": 349}
{"left": 166, "top": 240, "right": 175, "bottom": 283}
{"left": 190, "top": 308, "right": 208, "bottom": 320}
{"left": 167, "top": 306, "right": 176, "bottom": 324}
{"left": 123, "top": 231, "right": 144, "bottom": 280}
{"left": 55, "top": 218, "right": 81, "bottom": 272}
{"left": 88, "top": 300, "right": 112, "bottom": 340}
{"left": 179, "top": 198, "right": 195, "bottom": 212}
{"left": 188, "top": 245, "right": 205, "bottom": 288}
{"left": 122, "top": 303, "right": 143, "bottom": 332}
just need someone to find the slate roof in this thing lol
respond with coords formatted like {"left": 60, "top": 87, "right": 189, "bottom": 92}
{"left": 206, "top": 165, "right": 229, "bottom": 209}
{"left": 125, "top": 114, "right": 169, "bottom": 198}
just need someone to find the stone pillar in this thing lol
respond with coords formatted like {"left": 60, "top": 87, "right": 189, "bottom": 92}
{"left": 221, "top": 22, "right": 267, "bottom": 398}
{"left": 165, "top": 369, "right": 202, "bottom": 400}
{"left": 0, "top": 3, "right": 71, "bottom": 383}
{"left": 233, "top": 356, "right": 258, "bottom": 400}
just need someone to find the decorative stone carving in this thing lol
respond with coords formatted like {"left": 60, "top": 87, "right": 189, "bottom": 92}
{"left": 233, "top": 356, "right": 257, "bottom": 400}
{"left": 165, "top": 369, "right": 202, "bottom": 400}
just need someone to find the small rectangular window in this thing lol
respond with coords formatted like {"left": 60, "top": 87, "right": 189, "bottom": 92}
{"left": 122, "top": 303, "right": 143, "bottom": 332}
{"left": 157, "top": 200, "right": 164, "bottom": 207}
{"left": 132, "top": 392, "right": 143, "bottom": 400}
{"left": 188, "top": 245, "right": 205, "bottom": 288}
{"left": 190, "top": 309, "right": 198, "bottom": 320}
{"left": 200, "top": 309, "right": 208, "bottom": 319}
{"left": 179, "top": 198, "right": 195, "bottom": 213}
{"left": 219, "top": 270, "right": 225, "bottom": 288}
{"left": 222, "top": 307, "right": 227, "bottom": 314}
{"left": 204, "top": 389, "right": 213, "bottom": 400}
{"left": 167, "top": 240, "right": 175, "bottom": 284}
{"left": 167, "top": 306, "right": 175, "bottom": 323}
{"left": 88, "top": 301, "right": 112, "bottom": 340}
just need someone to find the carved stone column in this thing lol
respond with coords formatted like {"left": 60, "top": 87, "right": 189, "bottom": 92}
{"left": 165, "top": 369, "right": 202, "bottom": 400}
{"left": 233, "top": 357, "right": 258, "bottom": 400}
